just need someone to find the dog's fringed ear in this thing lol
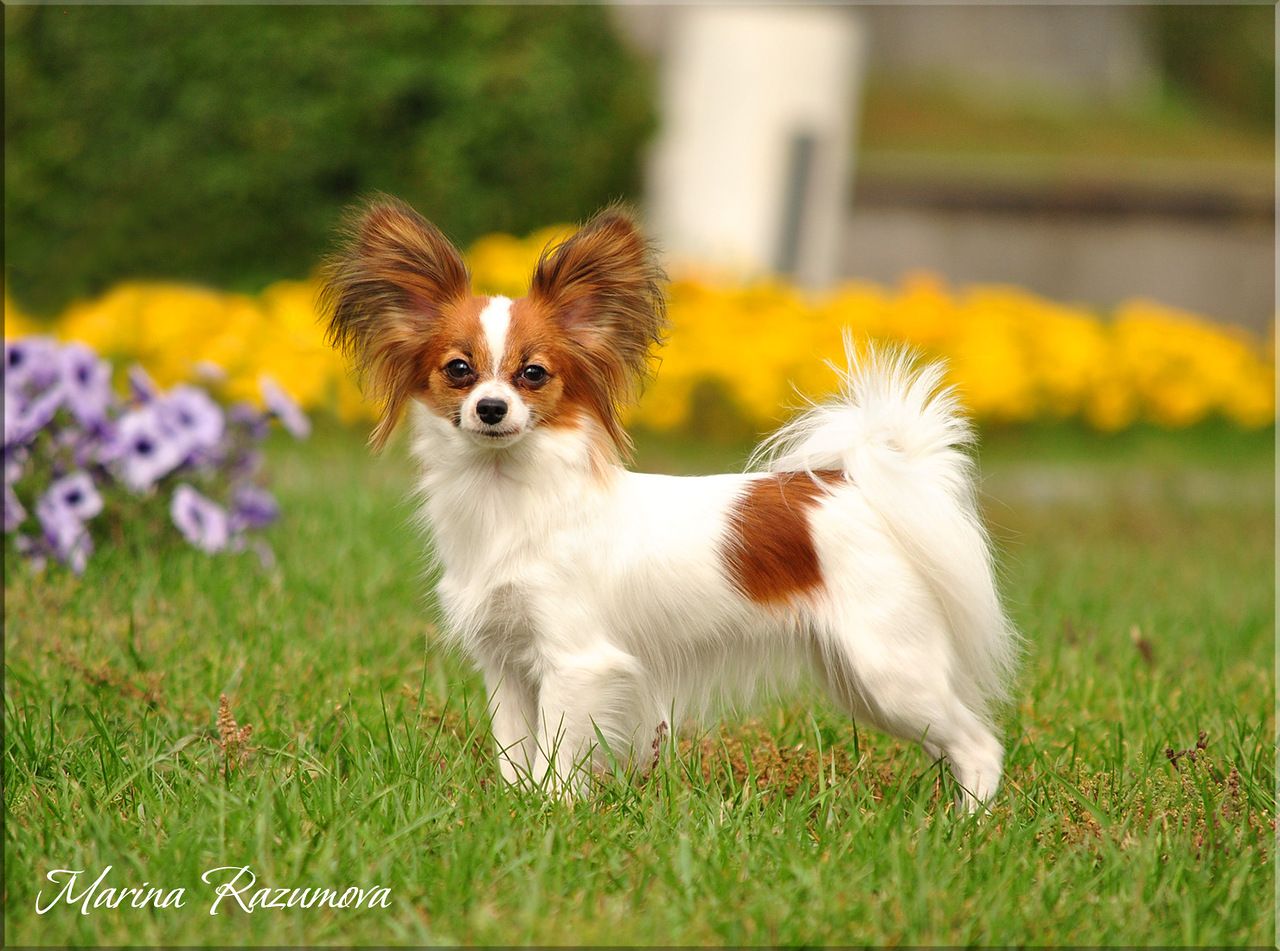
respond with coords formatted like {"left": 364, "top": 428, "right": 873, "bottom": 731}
{"left": 529, "top": 205, "right": 668, "bottom": 453}
{"left": 320, "top": 197, "right": 471, "bottom": 451}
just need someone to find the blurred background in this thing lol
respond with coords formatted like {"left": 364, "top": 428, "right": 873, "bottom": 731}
{"left": 6, "top": 10, "right": 1274, "bottom": 945}
{"left": 4, "top": 3, "right": 1274, "bottom": 435}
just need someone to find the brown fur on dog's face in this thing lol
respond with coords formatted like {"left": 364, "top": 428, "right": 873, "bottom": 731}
{"left": 321, "top": 198, "right": 667, "bottom": 459}
{"left": 413, "top": 295, "right": 492, "bottom": 428}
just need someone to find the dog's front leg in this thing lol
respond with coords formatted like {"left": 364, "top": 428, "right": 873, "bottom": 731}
{"left": 482, "top": 664, "right": 537, "bottom": 786}
{"left": 531, "top": 644, "right": 646, "bottom": 797}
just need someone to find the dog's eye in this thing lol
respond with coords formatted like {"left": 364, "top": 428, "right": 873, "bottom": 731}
{"left": 444, "top": 359, "right": 473, "bottom": 381}
{"left": 520, "top": 364, "right": 548, "bottom": 385}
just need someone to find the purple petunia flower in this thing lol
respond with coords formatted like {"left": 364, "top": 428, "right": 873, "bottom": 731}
{"left": 36, "top": 487, "right": 94, "bottom": 575}
{"left": 3, "top": 398, "right": 22, "bottom": 448}
{"left": 5, "top": 380, "right": 64, "bottom": 447}
{"left": 228, "top": 402, "right": 270, "bottom": 442}
{"left": 6, "top": 336, "right": 294, "bottom": 574}
{"left": 128, "top": 365, "right": 159, "bottom": 404}
{"left": 4, "top": 445, "right": 27, "bottom": 485}
{"left": 5, "top": 483, "right": 27, "bottom": 532}
{"left": 157, "top": 385, "right": 225, "bottom": 458}
{"left": 110, "top": 406, "right": 185, "bottom": 492}
{"left": 64, "top": 531, "right": 93, "bottom": 574}
{"left": 43, "top": 471, "right": 104, "bottom": 522}
{"left": 228, "top": 447, "right": 263, "bottom": 482}
{"left": 74, "top": 419, "right": 117, "bottom": 469}
{"left": 59, "top": 343, "right": 114, "bottom": 428}
{"left": 230, "top": 484, "right": 279, "bottom": 530}
{"left": 5, "top": 336, "right": 61, "bottom": 393}
{"left": 170, "top": 484, "right": 231, "bottom": 553}
{"left": 260, "top": 376, "right": 310, "bottom": 439}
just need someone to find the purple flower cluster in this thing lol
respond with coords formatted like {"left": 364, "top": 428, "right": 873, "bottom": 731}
{"left": 5, "top": 337, "right": 308, "bottom": 574}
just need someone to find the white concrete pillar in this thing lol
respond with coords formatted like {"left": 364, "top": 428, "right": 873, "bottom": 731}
{"left": 644, "top": 6, "right": 866, "bottom": 288}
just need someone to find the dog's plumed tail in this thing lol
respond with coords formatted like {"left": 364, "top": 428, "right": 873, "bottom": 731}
{"left": 751, "top": 339, "right": 1019, "bottom": 722}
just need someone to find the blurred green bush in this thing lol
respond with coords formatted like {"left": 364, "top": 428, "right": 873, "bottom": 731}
{"left": 5, "top": 6, "right": 655, "bottom": 316}
{"left": 1153, "top": 5, "right": 1274, "bottom": 130}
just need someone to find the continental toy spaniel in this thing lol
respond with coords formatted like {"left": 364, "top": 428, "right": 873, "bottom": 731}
{"left": 321, "top": 198, "right": 1018, "bottom": 811}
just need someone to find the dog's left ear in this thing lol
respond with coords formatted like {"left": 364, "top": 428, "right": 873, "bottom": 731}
{"left": 320, "top": 196, "right": 471, "bottom": 451}
{"left": 529, "top": 205, "right": 668, "bottom": 401}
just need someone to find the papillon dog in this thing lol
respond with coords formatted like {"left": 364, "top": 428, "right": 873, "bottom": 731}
{"left": 321, "top": 197, "right": 1019, "bottom": 811}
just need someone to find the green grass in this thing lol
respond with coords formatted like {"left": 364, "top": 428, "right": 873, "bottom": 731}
{"left": 5, "top": 422, "right": 1274, "bottom": 946}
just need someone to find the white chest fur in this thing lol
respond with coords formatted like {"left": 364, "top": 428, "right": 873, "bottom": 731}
{"left": 407, "top": 405, "right": 752, "bottom": 676}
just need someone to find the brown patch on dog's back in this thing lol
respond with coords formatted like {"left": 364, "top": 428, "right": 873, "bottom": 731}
{"left": 723, "top": 471, "right": 843, "bottom": 605}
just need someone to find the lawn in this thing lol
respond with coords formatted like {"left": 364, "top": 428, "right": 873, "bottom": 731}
{"left": 4, "top": 422, "right": 1274, "bottom": 946}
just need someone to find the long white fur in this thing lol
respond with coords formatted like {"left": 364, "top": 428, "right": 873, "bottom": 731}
{"left": 751, "top": 339, "right": 1021, "bottom": 722}
{"left": 407, "top": 341, "right": 1019, "bottom": 811}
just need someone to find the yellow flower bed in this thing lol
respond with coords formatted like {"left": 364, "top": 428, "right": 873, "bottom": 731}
{"left": 5, "top": 228, "right": 1274, "bottom": 433}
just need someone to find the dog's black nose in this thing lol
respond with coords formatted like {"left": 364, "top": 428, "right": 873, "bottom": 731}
{"left": 476, "top": 398, "right": 508, "bottom": 425}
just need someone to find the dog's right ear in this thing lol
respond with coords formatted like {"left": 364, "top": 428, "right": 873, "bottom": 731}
{"left": 320, "top": 197, "right": 471, "bottom": 451}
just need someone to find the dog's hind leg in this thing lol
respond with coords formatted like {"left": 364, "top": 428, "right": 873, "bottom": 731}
{"left": 811, "top": 609, "right": 1004, "bottom": 813}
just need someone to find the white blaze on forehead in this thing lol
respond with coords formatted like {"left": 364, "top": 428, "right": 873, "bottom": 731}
{"left": 478, "top": 296, "right": 513, "bottom": 376}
